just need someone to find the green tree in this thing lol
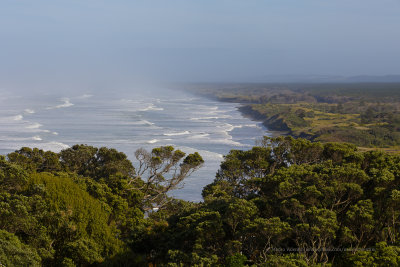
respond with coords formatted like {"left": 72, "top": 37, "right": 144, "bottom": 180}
{"left": 131, "top": 146, "right": 204, "bottom": 210}
{"left": 0, "top": 155, "right": 28, "bottom": 192}
{"left": 7, "top": 147, "right": 61, "bottom": 173}
{"left": 0, "top": 229, "right": 41, "bottom": 266}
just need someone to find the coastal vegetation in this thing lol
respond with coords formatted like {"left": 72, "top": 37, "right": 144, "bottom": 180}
{"left": 0, "top": 145, "right": 204, "bottom": 266}
{"left": 184, "top": 83, "right": 400, "bottom": 150}
{"left": 1, "top": 137, "right": 400, "bottom": 266}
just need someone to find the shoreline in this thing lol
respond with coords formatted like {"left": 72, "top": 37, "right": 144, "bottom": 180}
{"left": 236, "top": 104, "right": 289, "bottom": 138}
{"left": 182, "top": 88, "right": 291, "bottom": 138}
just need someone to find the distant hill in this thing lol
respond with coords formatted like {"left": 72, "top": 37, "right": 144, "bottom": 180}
{"left": 251, "top": 74, "right": 400, "bottom": 83}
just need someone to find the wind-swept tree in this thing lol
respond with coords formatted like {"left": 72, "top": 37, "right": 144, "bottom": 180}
{"left": 131, "top": 146, "right": 204, "bottom": 210}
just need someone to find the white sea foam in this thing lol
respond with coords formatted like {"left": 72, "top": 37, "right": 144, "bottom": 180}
{"left": 191, "top": 116, "right": 219, "bottom": 120}
{"left": 139, "top": 104, "right": 164, "bottom": 111}
{"left": 185, "top": 135, "right": 243, "bottom": 147}
{"left": 37, "top": 142, "right": 70, "bottom": 152}
{"left": 0, "top": 139, "right": 69, "bottom": 152}
{"left": 78, "top": 94, "right": 93, "bottom": 99}
{"left": 188, "top": 118, "right": 213, "bottom": 123}
{"left": 175, "top": 145, "right": 224, "bottom": 161}
{"left": 13, "top": 115, "right": 23, "bottom": 121}
{"left": 127, "top": 120, "right": 155, "bottom": 126}
{"left": 219, "top": 123, "right": 235, "bottom": 132}
{"left": 146, "top": 139, "right": 159, "bottom": 144}
{"left": 190, "top": 115, "right": 232, "bottom": 121}
{"left": 46, "top": 98, "right": 74, "bottom": 110}
{"left": 142, "top": 120, "right": 155, "bottom": 126}
{"left": 187, "top": 105, "right": 218, "bottom": 111}
{"left": 217, "top": 138, "right": 244, "bottom": 147}
{"left": 233, "top": 124, "right": 260, "bottom": 129}
{"left": 32, "top": 136, "right": 42, "bottom": 141}
{"left": 162, "top": 97, "right": 198, "bottom": 103}
{"left": 0, "top": 136, "right": 38, "bottom": 142}
{"left": 24, "top": 109, "right": 35, "bottom": 114}
{"left": 188, "top": 133, "right": 210, "bottom": 139}
{"left": 163, "top": 130, "right": 190, "bottom": 136}
{"left": 25, "top": 123, "right": 42, "bottom": 129}
{"left": 120, "top": 98, "right": 144, "bottom": 104}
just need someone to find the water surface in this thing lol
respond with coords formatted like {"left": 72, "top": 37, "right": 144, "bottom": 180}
{"left": 0, "top": 88, "right": 269, "bottom": 201}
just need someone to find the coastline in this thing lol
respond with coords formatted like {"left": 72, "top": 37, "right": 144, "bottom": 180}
{"left": 180, "top": 88, "right": 290, "bottom": 138}
{"left": 236, "top": 104, "right": 289, "bottom": 138}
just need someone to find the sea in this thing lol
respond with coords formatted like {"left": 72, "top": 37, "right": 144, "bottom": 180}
{"left": 0, "top": 87, "right": 269, "bottom": 201}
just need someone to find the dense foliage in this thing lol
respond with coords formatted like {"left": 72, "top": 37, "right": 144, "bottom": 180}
{"left": 0, "top": 145, "right": 203, "bottom": 266}
{"left": 1, "top": 137, "right": 400, "bottom": 266}
{"left": 136, "top": 137, "right": 400, "bottom": 266}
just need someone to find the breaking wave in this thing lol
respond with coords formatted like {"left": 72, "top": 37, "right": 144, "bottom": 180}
{"left": 163, "top": 131, "right": 190, "bottom": 136}
{"left": 46, "top": 98, "right": 74, "bottom": 110}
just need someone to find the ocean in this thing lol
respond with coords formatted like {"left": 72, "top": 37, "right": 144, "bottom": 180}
{"left": 0, "top": 87, "right": 269, "bottom": 201}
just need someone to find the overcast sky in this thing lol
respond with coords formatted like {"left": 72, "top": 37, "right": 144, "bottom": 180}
{"left": 1, "top": 0, "right": 400, "bottom": 86}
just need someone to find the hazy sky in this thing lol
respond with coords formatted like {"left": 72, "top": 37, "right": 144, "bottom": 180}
{"left": 1, "top": 0, "right": 400, "bottom": 85}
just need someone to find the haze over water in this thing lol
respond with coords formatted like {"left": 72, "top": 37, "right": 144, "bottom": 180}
{"left": 0, "top": 87, "right": 268, "bottom": 201}
{"left": 1, "top": 0, "right": 399, "bottom": 201}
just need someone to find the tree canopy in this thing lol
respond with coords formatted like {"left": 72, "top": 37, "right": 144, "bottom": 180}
{"left": 1, "top": 138, "right": 400, "bottom": 266}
